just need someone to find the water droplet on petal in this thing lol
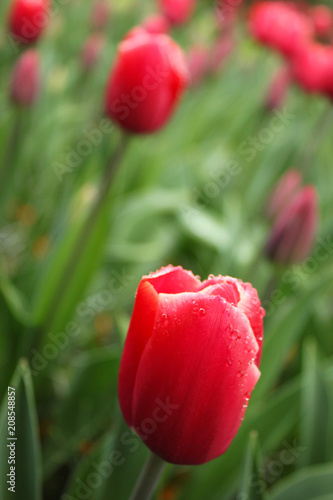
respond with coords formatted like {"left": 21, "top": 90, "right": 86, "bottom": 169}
{"left": 198, "top": 308, "right": 206, "bottom": 317}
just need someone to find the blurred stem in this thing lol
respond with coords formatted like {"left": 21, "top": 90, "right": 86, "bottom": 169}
{"left": 129, "top": 452, "right": 166, "bottom": 500}
{"left": 300, "top": 105, "right": 333, "bottom": 174}
{"left": 262, "top": 274, "right": 279, "bottom": 304}
{"left": 42, "top": 134, "right": 129, "bottom": 335}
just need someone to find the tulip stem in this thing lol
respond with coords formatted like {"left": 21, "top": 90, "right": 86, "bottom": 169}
{"left": 129, "top": 452, "right": 166, "bottom": 500}
{"left": 40, "top": 133, "right": 129, "bottom": 337}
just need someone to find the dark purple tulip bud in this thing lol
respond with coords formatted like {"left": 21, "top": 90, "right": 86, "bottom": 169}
{"left": 265, "top": 65, "right": 292, "bottom": 111}
{"left": 188, "top": 45, "right": 210, "bottom": 86}
{"left": 80, "top": 33, "right": 105, "bottom": 71}
{"left": 91, "top": 1, "right": 111, "bottom": 30}
{"left": 266, "top": 169, "right": 302, "bottom": 220}
{"left": 266, "top": 186, "right": 318, "bottom": 265}
{"left": 209, "top": 33, "right": 234, "bottom": 74}
{"left": 10, "top": 49, "right": 40, "bottom": 106}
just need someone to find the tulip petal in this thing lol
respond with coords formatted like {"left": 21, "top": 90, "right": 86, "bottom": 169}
{"left": 236, "top": 281, "right": 265, "bottom": 366}
{"left": 118, "top": 281, "right": 159, "bottom": 426}
{"left": 143, "top": 265, "right": 201, "bottom": 294}
{"left": 131, "top": 292, "right": 259, "bottom": 464}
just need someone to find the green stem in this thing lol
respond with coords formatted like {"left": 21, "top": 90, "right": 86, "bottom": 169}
{"left": 42, "top": 134, "right": 128, "bottom": 335}
{"left": 0, "top": 110, "right": 22, "bottom": 214}
{"left": 129, "top": 452, "right": 166, "bottom": 500}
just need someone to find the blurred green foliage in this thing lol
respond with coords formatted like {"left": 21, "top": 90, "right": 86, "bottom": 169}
{"left": 0, "top": 1, "right": 333, "bottom": 499}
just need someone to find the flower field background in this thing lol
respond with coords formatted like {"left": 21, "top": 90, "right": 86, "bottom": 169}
{"left": 0, "top": 0, "right": 333, "bottom": 499}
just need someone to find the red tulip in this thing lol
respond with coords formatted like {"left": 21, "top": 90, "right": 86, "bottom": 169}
{"left": 265, "top": 65, "right": 292, "bottom": 111}
{"left": 8, "top": 0, "right": 50, "bottom": 44}
{"left": 143, "top": 14, "right": 170, "bottom": 34}
{"left": 291, "top": 42, "right": 333, "bottom": 98}
{"left": 10, "top": 49, "right": 40, "bottom": 106}
{"left": 118, "top": 266, "right": 264, "bottom": 465}
{"left": 266, "top": 186, "right": 318, "bottom": 264}
{"left": 312, "top": 5, "right": 333, "bottom": 39}
{"left": 248, "top": 1, "right": 313, "bottom": 58}
{"left": 266, "top": 169, "right": 302, "bottom": 221}
{"left": 159, "top": 0, "right": 197, "bottom": 26}
{"left": 91, "top": 1, "right": 111, "bottom": 31}
{"left": 105, "top": 30, "right": 189, "bottom": 134}
{"left": 80, "top": 34, "right": 105, "bottom": 71}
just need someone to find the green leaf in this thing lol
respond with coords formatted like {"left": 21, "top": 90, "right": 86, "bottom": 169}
{"left": 0, "top": 359, "right": 42, "bottom": 500}
{"left": 239, "top": 431, "right": 267, "bottom": 500}
{"left": 43, "top": 348, "right": 120, "bottom": 479}
{"left": 268, "top": 463, "right": 333, "bottom": 500}
{"left": 95, "top": 412, "right": 149, "bottom": 500}
{"left": 299, "top": 339, "right": 330, "bottom": 466}
{"left": 0, "top": 272, "right": 32, "bottom": 327}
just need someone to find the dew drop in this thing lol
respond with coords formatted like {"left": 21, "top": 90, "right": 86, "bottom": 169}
{"left": 225, "top": 357, "right": 232, "bottom": 367}
{"left": 198, "top": 308, "right": 206, "bottom": 317}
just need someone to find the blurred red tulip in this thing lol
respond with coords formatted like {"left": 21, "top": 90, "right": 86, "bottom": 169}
{"left": 118, "top": 265, "right": 264, "bottom": 465}
{"left": 291, "top": 41, "right": 333, "bottom": 98}
{"left": 159, "top": 0, "right": 197, "bottom": 25}
{"left": 80, "top": 33, "right": 105, "bottom": 71}
{"left": 248, "top": 1, "right": 313, "bottom": 58}
{"left": 265, "top": 65, "right": 292, "bottom": 111}
{"left": 312, "top": 5, "right": 333, "bottom": 39}
{"left": 8, "top": 0, "right": 49, "bottom": 44}
{"left": 10, "top": 49, "right": 40, "bottom": 106}
{"left": 143, "top": 13, "right": 170, "bottom": 34}
{"left": 91, "top": 1, "right": 111, "bottom": 30}
{"left": 105, "top": 30, "right": 189, "bottom": 134}
{"left": 266, "top": 186, "right": 318, "bottom": 264}
{"left": 266, "top": 169, "right": 302, "bottom": 220}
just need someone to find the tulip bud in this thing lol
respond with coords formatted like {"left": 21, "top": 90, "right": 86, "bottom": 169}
{"left": 80, "top": 34, "right": 105, "bottom": 72}
{"left": 8, "top": 0, "right": 50, "bottom": 44}
{"left": 118, "top": 265, "right": 264, "bottom": 465}
{"left": 143, "top": 13, "right": 170, "bottom": 35}
{"left": 105, "top": 30, "right": 189, "bottom": 134}
{"left": 188, "top": 46, "right": 210, "bottom": 86}
{"left": 266, "top": 169, "right": 302, "bottom": 221}
{"left": 265, "top": 65, "right": 292, "bottom": 111}
{"left": 159, "top": 0, "right": 197, "bottom": 26}
{"left": 10, "top": 49, "right": 40, "bottom": 106}
{"left": 312, "top": 5, "right": 333, "bottom": 39}
{"left": 248, "top": 1, "right": 313, "bottom": 58}
{"left": 265, "top": 186, "right": 318, "bottom": 265}
{"left": 91, "top": 1, "right": 111, "bottom": 31}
